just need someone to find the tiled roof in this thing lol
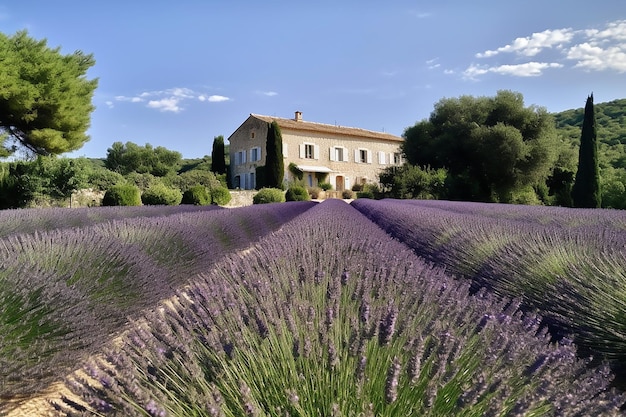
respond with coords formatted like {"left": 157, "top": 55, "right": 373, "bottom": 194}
{"left": 250, "top": 114, "right": 403, "bottom": 142}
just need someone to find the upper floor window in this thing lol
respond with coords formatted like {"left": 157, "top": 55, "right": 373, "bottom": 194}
{"left": 330, "top": 146, "right": 348, "bottom": 162}
{"left": 250, "top": 147, "right": 261, "bottom": 162}
{"left": 378, "top": 151, "right": 387, "bottom": 165}
{"left": 234, "top": 150, "right": 247, "bottom": 165}
{"left": 299, "top": 143, "right": 319, "bottom": 160}
{"left": 250, "top": 131, "right": 256, "bottom": 139}
{"left": 393, "top": 152, "right": 402, "bottom": 164}
{"left": 355, "top": 148, "right": 372, "bottom": 164}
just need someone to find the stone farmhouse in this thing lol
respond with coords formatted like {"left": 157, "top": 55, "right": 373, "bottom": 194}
{"left": 228, "top": 111, "right": 403, "bottom": 192}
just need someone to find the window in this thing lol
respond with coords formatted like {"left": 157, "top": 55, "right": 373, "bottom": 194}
{"left": 251, "top": 132, "right": 256, "bottom": 139}
{"left": 354, "top": 148, "right": 372, "bottom": 164}
{"left": 235, "top": 150, "right": 247, "bottom": 165}
{"left": 378, "top": 151, "right": 386, "bottom": 165}
{"left": 330, "top": 146, "right": 348, "bottom": 162}
{"left": 249, "top": 172, "right": 255, "bottom": 189}
{"left": 393, "top": 153, "right": 401, "bottom": 164}
{"left": 250, "top": 147, "right": 261, "bottom": 162}
{"left": 299, "top": 143, "right": 319, "bottom": 159}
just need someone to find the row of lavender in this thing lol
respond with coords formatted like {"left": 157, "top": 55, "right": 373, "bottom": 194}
{"left": 57, "top": 200, "right": 623, "bottom": 416}
{"left": 0, "top": 205, "right": 220, "bottom": 238}
{"left": 0, "top": 201, "right": 316, "bottom": 406}
{"left": 351, "top": 199, "right": 626, "bottom": 375}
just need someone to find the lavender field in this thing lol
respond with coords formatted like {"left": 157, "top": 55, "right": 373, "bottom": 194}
{"left": 2, "top": 199, "right": 626, "bottom": 416}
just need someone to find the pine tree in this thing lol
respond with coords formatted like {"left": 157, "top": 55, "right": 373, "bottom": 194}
{"left": 264, "top": 121, "right": 284, "bottom": 189}
{"left": 211, "top": 135, "right": 227, "bottom": 175}
{"left": 571, "top": 94, "right": 601, "bottom": 208}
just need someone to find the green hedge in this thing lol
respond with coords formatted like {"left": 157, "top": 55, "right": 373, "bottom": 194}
{"left": 253, "top": 188, "right": 285, "bottom": 204}
{"left": 285, "top": 185, "right": 310, "bottom": 202}
{"left": 181, "top": 186, "right": 211, "bottom": 205}
{"left": 102, "top": 184, "right": 142, "bottom": 206}
{"left": 141, "top": 184, "right": 182, "bottom": 206}
{"left": 210, "top": 186, "right": 231, "bottom": 206}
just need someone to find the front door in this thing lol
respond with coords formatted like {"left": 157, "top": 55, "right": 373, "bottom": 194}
{"left": 336, "top": 175, "right": 345, "bottom": 191}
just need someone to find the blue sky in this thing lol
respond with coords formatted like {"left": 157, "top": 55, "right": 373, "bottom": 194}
{"left": 1, "top": 1, "right": 625, "bottom": 159}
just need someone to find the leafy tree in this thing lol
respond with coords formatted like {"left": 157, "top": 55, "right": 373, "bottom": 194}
{"left": 571, "top": 94, "right": 601, "bottom": 208}
{"left": 402, "top": 91, "right": 558, "bottom": 202}
{"left": 379, "top": 164, "right": 447, "bottom": 200}
{"left": 0, "top": 31, "right": 97, "bottom": 156}
{"left": 264, "top": 121, "right": 284, "bottom": 189}
{"left": 104, "top": 141, "right": 182, "bottom": 176}
{"left": 211, "top": 135, "right": 226, "bottom": 175}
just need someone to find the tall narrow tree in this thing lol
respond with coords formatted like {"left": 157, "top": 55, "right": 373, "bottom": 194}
{"left": 571, "top": 94, "right": 601, "bottom": 208}
{"left": 211, "top": 135, "right": 227, "bottom": 175}
{"left": 264, "top": 121, "right": 284, "bottom": 189}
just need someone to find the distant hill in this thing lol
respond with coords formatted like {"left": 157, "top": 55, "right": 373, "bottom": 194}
{"left": 553, "top": 98, "right": 626, "bottom": 147}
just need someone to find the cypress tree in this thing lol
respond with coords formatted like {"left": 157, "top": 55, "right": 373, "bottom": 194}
{"left": 571, "top": 94, "right": 601, "bottom": 208}
{"left": 211, "top": 135, "right": 227, "bottom": 175}
{"left": 264, "top": 121, "right": 284, "bottom": 189}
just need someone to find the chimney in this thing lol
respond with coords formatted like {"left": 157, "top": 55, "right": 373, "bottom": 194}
{"left": 294, "top": 111, "right": 302, "bottom": 122}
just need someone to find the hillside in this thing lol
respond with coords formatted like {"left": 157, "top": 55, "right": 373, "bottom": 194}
{"left": 553, "top": 98, "right": 626, "bottom": 147}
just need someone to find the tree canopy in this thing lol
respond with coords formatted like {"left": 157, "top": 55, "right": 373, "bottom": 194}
{"left": 105, "top": 141, "right": 182, "bottom": 176}
{"left": 402, "top": 90, "right": 558, "bottom": 202}
{"left": 0, "top": 30, "right": 98, "bottom": 156}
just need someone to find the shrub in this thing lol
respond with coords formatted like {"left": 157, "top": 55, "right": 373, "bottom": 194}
{"left": 319, "top": 182, "right": 332, "bottom": 191}
{"left": 285, "top": 185, "right": 310, "bottom": 202}
{"left": 356, "top": 190, "right": 374, "bottom": 199}
{"left": 141, "top": 184, "right": 182, "bottom": 206}
{"left": 102, "top": 184, "right": 141, "bottom": 206}
{"left": 253, "top": 188, "right": 285, "bottom": 204}
{"left": 181, "top": 186, "right": 210, "bottom": 205}
{"left": 210, "top": 186, "right": 232, "bottom": 206}
{"left": 342, "top": 189, "right": 354, "bottom": 199}
{"left": 351, "top": 183, "right": 363, "bottom": 192}
{"left": 308, "top": 186, "right": 322, "bottom": 199}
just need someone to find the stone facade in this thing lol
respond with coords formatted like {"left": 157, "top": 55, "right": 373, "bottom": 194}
{"left": 228, "top": 112, "right": 403, "bottom": 191}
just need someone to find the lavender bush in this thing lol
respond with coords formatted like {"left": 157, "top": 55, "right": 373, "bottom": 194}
{"left": 0, "top": 205, "right": 221, "bottom": 238}
{"left": 352, "top": 198, "right": 626, "bottom": 376}
{"left": 61, "top": 200, "right": 623, "bottom": 416}
{"left": 0, "top": 202, "right": 315, "bottom": 411}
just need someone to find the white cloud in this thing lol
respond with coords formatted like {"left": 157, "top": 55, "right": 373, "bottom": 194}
{"left": 105, "top": 101, "right": 114, "bottom": 109}
{"left": 476, "top": 28, "right": 575, "bottom": 58}
{"left": 465, "top": 19, "right": 626, "bottom": 79}
{"left": 567, "top": 42, "right": 626, "bottom": 72}
{"left": 207, "top": 95, "right": 230, "bottom": 102}
{"left": 147, "top": 98, "right": 182, "bottom": 113}
{"left": 463, "top": 62, "right": 563, "bottom": 79}
{"left": 114, "top": 87, "right": 230, "bottom": 111}
{"left": 409, "top": 10, "right": 431, "bottom": 19}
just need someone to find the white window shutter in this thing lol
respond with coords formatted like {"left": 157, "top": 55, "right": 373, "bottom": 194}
{"left": 366, "top": 150, "right": 372, "bottom": 164}
{"left": 258, "top": 147, "right": 262, "bottom": 160}
{"left": 249, "top": 149, "right": 254, "bottom": 162}
{"left": 330, "top": 147, "right": 336, "bottom": 161}
{"left": 345, "top": 177, "right": 351, "bottom": 190}
{"left": 354, "top": 149, "right": 360, "bottom": 163}
{"left": 389, "top": 152, "right": 394, "bottom": 164}
{"left": 379, "top": 151, "right": 386, "bottom": 165}
{"left": 313, "top": 144, "right": 320, "bottom": 160}
{"left": 343, "top": 147, "right": 348, "bottom": 161}
{"left": 283, "top": 143, "right": 288, "bottom": 158}
{"left": 299, "top": 144, "right": 305, "bottom": 159}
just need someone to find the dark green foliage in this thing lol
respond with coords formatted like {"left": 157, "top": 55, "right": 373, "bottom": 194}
{"left": 210, "top": 135, "right": 227, "bottom": 175}
{"left": 379, "top": 164, "right": 448, "bottom": 199}
{"left": 356, "top": 190, "right": 374, "bottom": 199}
{"left": 288, "top": 162, "right": 303, "bottom": 181}
{"left": 0, "top": 31, "right": 98, "bottom": 156}
{"left": 141, "top": 184, "right": 182, "bottom": 206}
{"left": 210, "top": 185, "right": 231, "bottom": 206}
{"left": 342, "top": 189, "right": 354, "bottom": 199}
{"left": 318, "top": 182, "right": 332, "bottom": 191}
{"left": 572, "top": 94, "right": 602, "bottom": 208}
{"left": 402, "top": 90, "right": 558, "bottom": 202}
{"left": 255, "top": 165, "right": 266, "bottom": 190}
{"left": 102, "top": 184, "right": 141, "bottom": 206}
{"left": 105, "top": 141, "right": 182, "bottom": 176}
{"left": 253, "top": 187, "right": 285, "bottom": 204}
{"left": 285, "top": 185, "right": 310, "bottom": 201}
{"left": 264, "top": 121, "right": 284, "bottom": 189}
{"left": 181, "top": 185, "right": 211, "bottom": 205}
